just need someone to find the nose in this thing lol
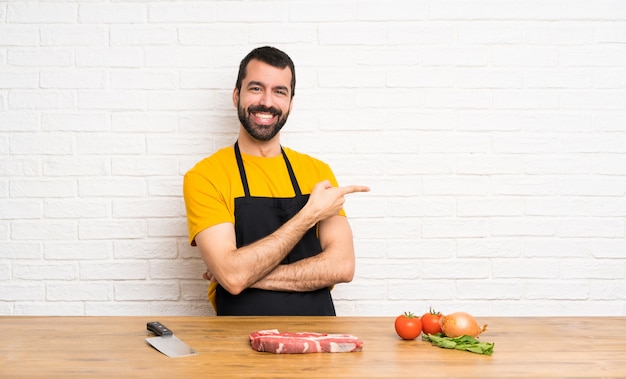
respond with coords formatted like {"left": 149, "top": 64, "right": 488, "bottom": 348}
{"left": 258, "top": 90, "right": 273, "bottom": 107}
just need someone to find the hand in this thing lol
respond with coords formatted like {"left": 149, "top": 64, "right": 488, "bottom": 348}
{"left": 305, "top": 180, "right": 369, "bottom": 222}
{"left": 202, "top": 270, "right": 217, "bottom": 282}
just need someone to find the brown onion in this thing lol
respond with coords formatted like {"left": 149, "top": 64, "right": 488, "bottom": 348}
{"left": 440, "top": 312, "right": 487, "bottom": 338}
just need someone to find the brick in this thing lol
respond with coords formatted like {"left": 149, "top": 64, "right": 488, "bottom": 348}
{"left": 14, "top": 263, "right": 78, "bottom": 280}
{"left": 12, "top": 220, "right": 77, "bottom": 240}
{"left": 148, "top": 3, "right": 216, "bottom": 23}
{"left": 44, "top": 241, "right": 111, "bottom": 260}
{"left": 79, "top": 3, "right": 147, "bottom": 23}
{"left": 47, "top": 282, "right": 112, "bottom": 301}
{"left": 0, "top": 69, "right": 38, "bottom": 88}
{"left": 8, "top": 90, "right": 75, "bottom": 110}
{"left": 78, "top": 90, "right": 146, "bottom": 110}
{"left": 14, "top": 302, "right": 84, "bottom": 316}
{"left": 524, "top": 113, "right": 591, "bottom": 132}
{"left": 357, "top": 0, "right": 427, "bottom": 21}
{"left": 110, "top": 25, "right": 177, "bottom": 46}
{"left": 457, "top": 69, "right": 524, "bottom": 89}
{"left": 7, "top": 2, "right": 77, "bottom": 23}
{"left": 0, "top": 25, "right": 39, "bottom": 46}
{"left": 10, "top": 133, "right": 73, "bottom": 155}
{"left": 491, "top": 217, "right": 557, "bottom": 237}
{"left": 318, "top": 24, "right": 387, "bottom": 45}
{"left": 560, "top": 46, "right": 626, "bottom": 67}
{"left": 0, "top": 111, "right": 39, "bottom": 132}
{"left": 40, "top": 26, "right": 108, "bottom": 46}
{"left": 112, "top": 157, "right": 179, "bottom": 176}
{"left": 492, "top": 134, "right": 560, "bottom": 153}
{"left": 0, "top": 284, "right": 45, "bottom": 301}
{"left": 386, "top": 239, "right": 456, "bottom": 259}
{"left": 10, "top": 179, "right": 75, "bottom": 198}
{"left": 44, "top": 198, "right": 109, "bottom": 219}
{"left": 40, "top": 69, "right": 105, "bottom": 89}
{"left": 179, "top": 25, "right": 248, "bottom": 46}
{"left": 84, "top": 302, "right": 150, "bottom": 316}
{"left": 387, "top": 68, "right": 454, "bottom": 88}
{"left": 595, "top": 69, "right": 626, "bottom": 88}
{"left": 561, "top": 260, "right": 624, "bottom": 279}
{"left": 79, "top": 220, "right": 146, "bottom": 240}
{"left": 526, "top": 24, "right": 595, "bottom": 45}
{"left": 111, "top": 70, "right": 177, "bottom": 90}
{"left": 42, "top": 112, "right": 109, "bottom": 132}
{"left": 429, "top": 0, "right": 493, "bottom": 20}
{"left": 43, "top": 156, "right": 109, "bottom": 176}
{"left": 147, "top": 90, "right": 214, "bottom": 111}
{"left": 75, "top": 48, "right": 143, "bottom": 68}
{"left": 149, "top": 259, "right": 205, "bottom": 279}
{"left": 494, "top": 0, "right": 561, "bottom": 20}
{"left": 421, "top": 218, "right": 489, "bottom": 238}
{"left": 80, "top": 261, "right": 147, "bottom": 280}
{"left": 524, "top": 155, "right": 592, "bottom": 175}
{"left": 456, "top": 280, "right": 523, "bottom": 300}
{"left": 557, "top": 217, "right": 624, "bottom": 238}
{"left": 525, "top": 281, "right": 588, "bottom": 300}
{"left": 148, "top": 218, "right": 188, "bottom": 238}
{"left": 114, "top": 282, "right": 179, "bottom": 301}
{"left": 592, "top": 198, "right": 626, "bottom": 216}
{"left": 559, "top": 176, "right": 625, "bottom": 196}
{"left": 388, "top": 280, "right": 454, "bottom": 300}
{"left": 357, "top": 261, "right": 420, "bottom": 280}
{"left": 8, "top": 48, "right": 73, "bottom": 67}
{"left": 77, "top": 133, "right": 145, "bottom": 154}
{"left": 421, "top": 46, "right": 490, "bottom": 66}
{"left": 493, "top": 258, "right": 559, "bottom": 278}
{"left": 112, "top": 113, "right": 177, "bottom": 133}
{"left": 78, "top": 177, "right": 145, "bottom": 197}
{"left": 0, "top": 199, "right": 41, "bottom": 219}
{"left": 423, "top": 176, "right": 489, "bottom": 195}
{"left": 145, "top": 47, "right": 213, "bottom": 68}
{"left": 113, "top": 198, "right": 181, "bottom": 218}
{"left": 457, "top": 197, "right": 524, "bottom": 216}
{"left": 0, "top": 242, "right": 42, "bottom": 259}
{"left": 458, "top": 24, "right": 524, "bottom": 44}
{"left": 248, "top": 24, "right": 316, "bottom": 44}
{"left": 525, "top": 197, "right": 592, "bottom": 216}
{"left": 457, "top": 238, "right": 522, "bottom": 258}
{"left": 114, "top": 239, "right": 178, "bottom": 259}
{"left": 457, "top": 154, "right": 523, "bottom": 174}
{"left": 523, "top": 238, "right": 589, "bottom": 258}
{"left": 493, "top": 46, "right": 559, "bottom": 67}
{"left": 423, "top": 259, "right": 490, "bottom": 279}
{"left": 387, "top": 197, "right": 455, "bottom": 217}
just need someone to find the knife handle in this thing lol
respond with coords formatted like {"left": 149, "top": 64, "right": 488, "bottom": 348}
{"left": 147, "top": 321, "right": 173, "bottom": 337}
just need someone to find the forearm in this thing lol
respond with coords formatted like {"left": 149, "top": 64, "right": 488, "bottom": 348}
{"left": 250, "top": 215, "right": 356, "bottom": 292}
{"left": 250, "top": 251, "right": 354, "bottom": 292}
{"left": 197, "top": 208, "right": 318, "bottom": 295}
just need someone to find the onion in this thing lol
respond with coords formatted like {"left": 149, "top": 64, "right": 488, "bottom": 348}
{"left": 440, "top": 312, "right": 487, "bottom": 338}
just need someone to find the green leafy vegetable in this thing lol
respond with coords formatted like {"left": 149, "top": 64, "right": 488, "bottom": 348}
{"left": 422, "top": 333, "right": 494, "bottom": 356}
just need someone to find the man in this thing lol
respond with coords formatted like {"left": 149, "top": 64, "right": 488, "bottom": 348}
{"left": 183, "top": 46, "right": 369, "bottom": 316}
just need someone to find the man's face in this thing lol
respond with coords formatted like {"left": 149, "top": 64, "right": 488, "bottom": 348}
{"left": 234, "top": 59, "right": 293, "bottom": 142}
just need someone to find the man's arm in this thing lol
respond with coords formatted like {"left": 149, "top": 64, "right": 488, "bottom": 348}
{"left": 249, "top": 214, "right": 356, "bottom": 291}
{"left": 195, "top": 181, "right": 368, "bottom": 295}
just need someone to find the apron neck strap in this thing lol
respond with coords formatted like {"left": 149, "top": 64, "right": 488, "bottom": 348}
{"left": 234, "top": 141, "right": 302, "bottom": 198}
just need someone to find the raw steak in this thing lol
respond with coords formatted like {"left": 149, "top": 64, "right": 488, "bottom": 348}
{"left": 249, "top": 329, "right": 363, "bottom": 354}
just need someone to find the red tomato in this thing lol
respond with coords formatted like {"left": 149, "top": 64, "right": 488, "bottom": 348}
{"left": 394, "top": 312, "right": 422, "bottom": 340}
{"left": 421, "top": 308, "right": 444, "bottom": 335}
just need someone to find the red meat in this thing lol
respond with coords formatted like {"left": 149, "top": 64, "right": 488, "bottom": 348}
{"left": 249, "top": 329, "right": 363, "bottom": 354}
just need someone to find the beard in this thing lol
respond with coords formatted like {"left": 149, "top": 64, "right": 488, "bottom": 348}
{"left": 238, "top": 102, "right": 290, "bottom": 142}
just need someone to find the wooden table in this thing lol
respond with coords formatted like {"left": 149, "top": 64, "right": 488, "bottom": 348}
{"left": 1, "top": 316, "right": 625, "bottom": 378}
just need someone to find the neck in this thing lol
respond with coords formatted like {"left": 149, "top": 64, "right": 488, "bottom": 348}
{"left": 237, "top": 128, "right": 281, "bottom": 157}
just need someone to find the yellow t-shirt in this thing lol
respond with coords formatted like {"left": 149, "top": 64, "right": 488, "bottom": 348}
{"left": 183, "top": 145, "right": 344, "bottom": 310}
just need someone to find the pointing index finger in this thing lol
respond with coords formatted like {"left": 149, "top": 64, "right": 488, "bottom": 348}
{"left": 339, "top": 185, "right": 370, "bottom": 195}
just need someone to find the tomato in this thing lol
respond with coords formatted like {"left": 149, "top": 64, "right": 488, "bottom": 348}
{"left": 421, "top": 308, "right": 444, "bottom": 335}
{"left": 394, "top": 312, "right": 422, "bottom": 340}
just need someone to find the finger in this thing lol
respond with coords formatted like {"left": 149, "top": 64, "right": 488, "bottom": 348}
{"left": 339, "top": 185, "right": 370, "bottom": 195}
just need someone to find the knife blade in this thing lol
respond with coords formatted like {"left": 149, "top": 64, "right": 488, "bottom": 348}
{"left": 146, "top": 321, "right": 199, "bottom": 358}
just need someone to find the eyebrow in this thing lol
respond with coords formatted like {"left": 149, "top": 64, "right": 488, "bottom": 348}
{"left": 247, "top": 81, "right": 290, "bottom": 94}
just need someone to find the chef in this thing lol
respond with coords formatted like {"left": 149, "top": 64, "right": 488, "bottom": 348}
{"left": 183, "top": 46, "right": 369, "bottom": 316}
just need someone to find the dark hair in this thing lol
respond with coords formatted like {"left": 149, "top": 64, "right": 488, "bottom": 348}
{"left": 235, "top": 46, "right": 296, "bottom": 98}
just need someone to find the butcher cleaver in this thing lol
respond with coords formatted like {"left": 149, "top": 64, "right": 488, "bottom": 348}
{"left": 146, "top": 321, "right": 198, "bottom": 358}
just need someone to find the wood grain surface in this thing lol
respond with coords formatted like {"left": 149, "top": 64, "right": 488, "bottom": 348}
{"left": 1, "top": 316, "right": 625, "bottom": 378}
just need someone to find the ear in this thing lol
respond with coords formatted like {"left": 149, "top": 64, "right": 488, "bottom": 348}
{"left": 232, "top": 88, "right": 239, "bottom": 108}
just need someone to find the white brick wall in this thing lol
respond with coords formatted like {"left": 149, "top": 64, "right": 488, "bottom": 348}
{"left": 1, "top": 0, "right": 625, "bottom": 317}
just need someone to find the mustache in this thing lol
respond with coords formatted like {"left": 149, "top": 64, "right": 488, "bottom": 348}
{"left": 248, "top": 105, "right": 282, "bottom": 117}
